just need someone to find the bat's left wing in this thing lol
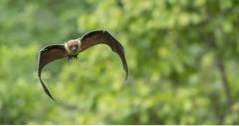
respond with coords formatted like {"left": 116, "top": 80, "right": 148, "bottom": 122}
{"left": 80, "top": 30, "right": 128, "bottom": 79}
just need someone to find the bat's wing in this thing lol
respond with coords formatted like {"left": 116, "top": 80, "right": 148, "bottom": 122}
{"left": 80, "top": 30, "right": 128, "bottom": 79}
{"left": 37, "top": 44, "right": 68, "bottom": 100}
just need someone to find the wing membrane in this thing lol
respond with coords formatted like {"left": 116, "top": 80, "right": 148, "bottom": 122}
{"left": 80, "top": 30, "right": 128, "bottom": 79}
{"left": 37, "top": 44, "right": 67, "bottom": 100}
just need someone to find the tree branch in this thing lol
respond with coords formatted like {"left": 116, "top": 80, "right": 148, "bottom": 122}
{"left": 216, "top": 58, "right": 233, "bottom": 107}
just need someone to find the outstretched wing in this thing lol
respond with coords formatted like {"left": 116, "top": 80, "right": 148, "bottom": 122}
{"left": 37, "top": 44, "right": 68, "bottom": 100}
{"left": 80, "top": 30, "right": 128, "bottom": 79}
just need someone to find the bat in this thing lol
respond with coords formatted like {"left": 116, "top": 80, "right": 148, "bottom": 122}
{"left": 37, "top": 30, "right": 128, "bottom": 100}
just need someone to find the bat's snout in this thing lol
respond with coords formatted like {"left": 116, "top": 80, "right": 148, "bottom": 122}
{"left": 71, "top": 46, "right": 78, "bottom": 53}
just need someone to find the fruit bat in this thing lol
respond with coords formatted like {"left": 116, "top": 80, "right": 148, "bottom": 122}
{"left": 37, "top": 30, "right": 128, "bottom": 100}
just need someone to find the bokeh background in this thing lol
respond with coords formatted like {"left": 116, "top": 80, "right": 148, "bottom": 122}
{"left": 0, "top": 0, "right": 239, "bottom": 124}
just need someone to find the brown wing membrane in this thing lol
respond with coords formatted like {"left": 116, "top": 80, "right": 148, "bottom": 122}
{"left": 37, "top": 44, "right": 67, "bottom": 100}
{"left": 80, "top": 30, "right": 128, "bottom": 79}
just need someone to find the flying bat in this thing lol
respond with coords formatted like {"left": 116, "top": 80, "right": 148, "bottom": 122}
{"left": 37, "top": 30, "right": 128, "bottom": 101}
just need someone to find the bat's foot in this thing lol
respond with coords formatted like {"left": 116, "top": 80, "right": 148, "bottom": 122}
{"left": 67, "top": 55, "right": 78, "bottom": 61}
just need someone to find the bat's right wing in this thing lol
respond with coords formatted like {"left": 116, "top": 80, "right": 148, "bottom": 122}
{"left": 37, "top": 44, "right": 68, "bottom": 100}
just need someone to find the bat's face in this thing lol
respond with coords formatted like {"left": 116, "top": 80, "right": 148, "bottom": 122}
{"left": 64, "top": 39, "right": 81, "bottom": 55}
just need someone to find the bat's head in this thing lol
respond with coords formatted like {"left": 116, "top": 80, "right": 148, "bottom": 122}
{"left": 64, "top": 39, "right": 81, "bottom": 55}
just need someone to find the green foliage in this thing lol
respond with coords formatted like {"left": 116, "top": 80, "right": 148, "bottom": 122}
{"left": 0, "top": 0, "right": 239, "bottom": 124}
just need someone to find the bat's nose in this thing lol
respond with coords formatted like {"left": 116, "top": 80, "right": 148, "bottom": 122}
{"left": 71, "top": 46, "right": 78, "bottom": 53}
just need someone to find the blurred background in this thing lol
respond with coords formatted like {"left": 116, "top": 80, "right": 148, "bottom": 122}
{"left": 0, "top": 0, "right": 239, "bottom": 124}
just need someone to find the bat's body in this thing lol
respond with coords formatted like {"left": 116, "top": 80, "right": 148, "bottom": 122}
{"left": 37, "top": 30, "right": 128, "bottom": 100}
